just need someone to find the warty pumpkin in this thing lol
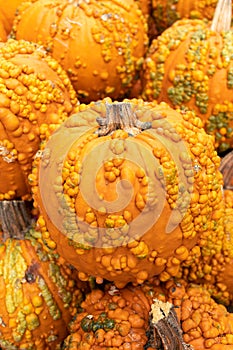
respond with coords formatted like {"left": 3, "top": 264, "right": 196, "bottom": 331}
{"left": 29, "top": 97, "right": 227, "bottom": 290}
{"left": 61, "top": 281, "right": 191, "bottom": 350}
{"left": 142, "top": 0, "right": 233, "bottom": 153}
{"left": 0, "top": 38, "right": 77, "bottom": 201}
{"left": 151, "top": 0, "right": 233, "bottom": 36}
{"left": 61, "top": 277, "right": 233, "bottom": 350}
{"left": 0, "top": 229, "right": 84, "bottom": 350}
{"left": 11, "top": 0, "right": 149, "bottom": 103}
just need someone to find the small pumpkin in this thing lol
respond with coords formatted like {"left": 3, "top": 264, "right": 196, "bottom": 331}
{"left": 142, "top": 0, "right": 233, "bottom": 153}
{"left": 30, "top": 97, "right": 226, "bottom": 289}
{"left": 151, "top": 0, "right": 233, "bottom": 36}
{"left": 11, "top": 0, "right": 149, "bottom": 103}
{"left": 0, "top": 38, "right": 77, "bottom": 200}
{"left": 61, "top": 281, "right": 190, "bottom": 350}
{"left": 61, "top": 278, "right": 233, "bottom": 350}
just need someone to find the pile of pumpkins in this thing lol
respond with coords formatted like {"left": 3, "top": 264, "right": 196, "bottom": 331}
{"left": 0, "top": 0, "right": 233, "bottom": 349}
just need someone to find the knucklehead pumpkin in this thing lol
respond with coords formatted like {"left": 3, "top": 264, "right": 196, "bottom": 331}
{"left": 0, "top": 38, "right": 77, "bottom": 200}
{"left": 30, "top": 97, "right": 226, "bottom": 289}
{"left": 11, "top": 0, "right": 149, "bottom": 103}
{"left": 142, "top": 0, "right": 233, "bottom": 152}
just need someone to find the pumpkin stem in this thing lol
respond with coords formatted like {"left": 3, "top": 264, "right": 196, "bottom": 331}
{"left": 96, "top": 102, "right": 152, "bottom": 136}
{"left": 211, "top": 0, "right": 232, "bottom": 33}
{"left": 148, "top": 299, "right": 193, "bottom": 350}
{"left": 0, "top": 200, "right": 32, "bottom": 240}
{"left": 220, "top": 150, "right": 233, "bottom": 189}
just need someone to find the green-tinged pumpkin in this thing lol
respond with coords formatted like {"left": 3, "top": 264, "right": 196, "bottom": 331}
{"left": 29, "top": 97, "right": 228, "bottom": 290}
{"left": 151, "top": 0, "right": 233, "bottom": 36}
{"left": 0, "top": 231, "right": 83, "bottom": 349}
{"left": 142, "top": 0, "right": 233, "bottom": 153}
{"left": 11, "top": 0, "right": 148, "bottom": 103}
{"left": 61, "top": 278, "right": 233, "bottom": 350}
{"left": 61, "top": 281, "right": 191, "bottom": 350}
{"left": 0, "top": 38, "right": 77, "bottom": 200}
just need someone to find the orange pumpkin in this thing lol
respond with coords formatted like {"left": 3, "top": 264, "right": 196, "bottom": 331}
{"left": 61, "top": 281, "right": 191, "bottom": 350}
{"left": 0, "top": 232, "right": 83, "bottom": 349}
{"left": 151, "top": 0, "right": 233, "bottom": 35}
{"left": 11, "top": 0, "right": 149, "bottom": 103}
{"left": 61, "top": 278, "right": 233, "bottom": 350}
{"left": 142, "top": 0, "right": 233, "bottom": 152}
{"left": 30, "top": 97, "right": 226, "bottom": 289}
{"left": 0, "top": 38, "right": 77, "bottom": 200}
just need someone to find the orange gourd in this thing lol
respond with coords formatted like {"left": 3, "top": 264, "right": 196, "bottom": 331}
{"left": 29, "top": 97, "right": 226, "bottom": 289}
{"left": 0, "top": 38, "right": 77, "bottom": 200}
{"left": 142, "top": 0, "right": 233, "bottom": 152}
{"left": 0, "top": 231, "right": 83, "bottom": 349}
{"left": 11, "top": 0, "right": 149, "bottom": 103}
{"left": 61, "top": 278, "right": 233, "bottom": 349}
{"left": 151, "top": 0, "right": 233, "bottom": 35}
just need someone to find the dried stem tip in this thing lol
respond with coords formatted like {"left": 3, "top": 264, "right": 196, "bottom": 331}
{"left": 148, "top": 299, "right": 193, "bottom": 350}
{"left": 211, "top": 0, "right": 232, "bottom": 33}
{"left": 96, "top": 102, "right": 152, "bottom": 136}
{"left": 0, "top": 200, "right": 32, "bottom": 240}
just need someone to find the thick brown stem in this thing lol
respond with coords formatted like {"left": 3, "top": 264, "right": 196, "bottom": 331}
{"left": 211, "top": 0, "right": 232, "bottom": 32}
{"left": 96, "top": 102, "right": 152, "bottom": 136}
{"left": 220, "top": 150, "right": 233, "bottom": 189}
{"left": 147, "top": 299, "right": 193, "bottom": 350}
{"left": 0, "top": 200, "right": 32, "bottom": 240}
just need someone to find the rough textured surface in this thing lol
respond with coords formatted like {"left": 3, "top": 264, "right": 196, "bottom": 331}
{"left": 11, "top": 0, "right": 149, "bottom": 103}
{"left": 0, "top": 38, "right": 77, "bottom": 199}
{"left": 30, "top": 98, "right": 231, "bottom": 295}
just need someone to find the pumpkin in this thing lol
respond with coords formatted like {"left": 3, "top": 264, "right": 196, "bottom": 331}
{"left": 151, "top": 0, "right": 233, "bottom": 36}
{"left": 61, "top": 281, "right": 191, "bottom": 350}
{"left": 0, "top": 38, "right": 77, "bottom": 201}
{"left": 61, "top": 278, "right": 233, "bottom": 350}
{"left": 29, "top": 97, "right": 227, "bottom": 290}
{"left": 11, "top": 0, "right": 149, "bottom": 104}
{"left": 0, "top": 228, "right": 84, "bottom": 349}
{"left": 142, "top": 0, "right": 233, "bottom": 153}
{"left": 0, "top": 0, "right": 26, "bottom": 35}
{"left": 160, "top": 279, "right": 233, "bottom": 350}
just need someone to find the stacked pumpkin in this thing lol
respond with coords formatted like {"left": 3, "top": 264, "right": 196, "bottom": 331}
{"left": 142, "top": 0, "right": 233, "bottom": 153}
{"left": 0, "top": 38, "right": 77, "bottom": 201}
{"left": 151, "top": 0, "right": 233, "bottom": 35}
{"left": 11, "top": 0, "right": 149, "bottom": 103}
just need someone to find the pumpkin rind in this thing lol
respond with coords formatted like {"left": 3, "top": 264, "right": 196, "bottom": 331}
{"left": 141, "top": 18, "right": 233, "bottom": 152}
{"left": 151, "top": 0, "right": 233, "bottom": 36}
{"left": 30, "top": 98, "right": 226, "bottom": 289}
{"left": 11, "top": 0, "right": 149, "bottom": 103}
{"left": 0, "top": 233, "right": 83, "bottom": 349}
{"left": 0, "top": 38, "right": 77, "bottom": 200}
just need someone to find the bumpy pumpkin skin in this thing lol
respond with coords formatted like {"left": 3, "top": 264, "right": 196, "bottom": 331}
{"left": 151, "top": 0, "right": 230, "bottom": 36}
{"left": 62, "top": 284, "right": 152, "bottom": 349}
{"left": 142, "top": 18, "right": 233, "bottom": 152}
{"left": 0, "top": 38, "right": 77, "bottom": 200}
{"left": 11, "top": 0, "right": 149, "bottom": 103}
{"left": 61, "top": 278, "right": 233, "bottom": 350}
{"left": 29, "top": 97, "right": 228, "bottom": 290}
{"left": 0, "top": 234, "right": 83, "bottom": 349}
